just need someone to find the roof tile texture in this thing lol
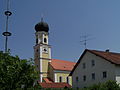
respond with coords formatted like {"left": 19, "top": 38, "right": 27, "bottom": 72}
{"left": 89, "top": 50, "right": 120, "bottom": 64}
{"left": 43, "top": 78, "right": 53, "bottom": 83}
{"left": 39, "top": 82, "right": 71, "bottom": 88}
{"left": 50, "top": 59, "right": 76, "bottom": 71}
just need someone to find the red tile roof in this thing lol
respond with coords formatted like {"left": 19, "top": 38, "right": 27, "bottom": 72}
{"left": 39, "top": 82, "right": 71, "bottom": 88}
{"left": 43, "top": 77, "right": 53, "bottom": 83}
{"left": 89, "top": 50, "right": 120, "bottom": 64}
{"left": 70, "top": 49, "right": 120, "bottom": 76}
{"left": 50, "top": 59, "right": 76, "bottom": 71}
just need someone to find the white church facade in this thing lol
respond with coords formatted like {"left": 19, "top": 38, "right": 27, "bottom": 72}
{"left": 33, "top": 18, "right": 75, "bottom": 88}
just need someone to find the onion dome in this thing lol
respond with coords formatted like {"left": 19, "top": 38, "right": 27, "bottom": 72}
{"left": 35, "top": 19, "right": 49, "bottom": 32}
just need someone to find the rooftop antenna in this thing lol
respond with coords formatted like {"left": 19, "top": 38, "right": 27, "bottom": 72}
{"left": 2, "top": 0, "right": 12, "bottom": 53}
{"left": 80, "top": 34, "right": 94, "bottom": 49}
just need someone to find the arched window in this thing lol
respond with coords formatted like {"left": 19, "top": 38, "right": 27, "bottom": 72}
{"left": 59, "top": 76, "right": 62, "bottom": 82}
{"left": 66, "top": 77, "right": 69, "bottom": 84}
{"left": 44, "top": 38, "right": 47, "bottom": 43}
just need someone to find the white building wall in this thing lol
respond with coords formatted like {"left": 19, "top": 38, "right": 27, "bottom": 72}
{"left": 54, "top": 73, "right": 57, "bottom": 82}
{"left": 115, "top": 65, "right": 120, "bottom": 84}
{"left": 72, "top": 51, "right": 116, "bottom": 88}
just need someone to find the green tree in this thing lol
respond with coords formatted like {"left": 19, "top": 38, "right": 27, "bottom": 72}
{"left": 99, "top": 80, "right": 120, "bottom": 90}
{"left": 0, "top": 51, "right": 39, "bottom": 90}
{"left": 84, "top": 80, "right": 120, "bottom": 90}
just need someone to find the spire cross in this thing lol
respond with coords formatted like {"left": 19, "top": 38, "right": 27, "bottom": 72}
{"left": 41, "top": 14, "right": 44, "bottom": 22}
{"left": 7, "top": 0, "right": 10, "bottom": 10}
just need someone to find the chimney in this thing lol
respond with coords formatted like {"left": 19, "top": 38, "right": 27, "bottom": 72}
{"left": 105, "top": 49, "right": 110, "bottom": 52}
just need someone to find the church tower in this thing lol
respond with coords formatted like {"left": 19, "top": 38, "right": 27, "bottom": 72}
{"left": 34, "top": 18, "right": 51, "bottom": 82}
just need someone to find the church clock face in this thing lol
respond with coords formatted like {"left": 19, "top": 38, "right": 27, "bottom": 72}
{"left": 42, "top": 47, "right": 48, "bottom": 53}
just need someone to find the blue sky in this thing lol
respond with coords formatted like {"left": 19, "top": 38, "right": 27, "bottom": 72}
{"left": 1, "top": 0, "right": 120, "bottom": 62}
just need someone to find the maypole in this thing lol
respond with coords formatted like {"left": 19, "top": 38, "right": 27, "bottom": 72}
{"left": 2, "top": 0, "right": 12, "bottom": 53}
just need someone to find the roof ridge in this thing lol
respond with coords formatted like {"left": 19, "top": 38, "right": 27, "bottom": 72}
{"left": 52, "top": 59, "right": 75, "bottom": 63}
{"left": 89, "top": 49, "right": 120, "bottom": 54}
{"left": 88, "top": 49, "right": 120, "bottom": 64}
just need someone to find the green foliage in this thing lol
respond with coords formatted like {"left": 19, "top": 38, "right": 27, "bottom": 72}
{"left": 82, "top": 80, "right": 120, "bottom": 90}
{"left": 60, "top": 80, "right": 120, "bottom": 90}
{"left": 0, "top": 51, "right": 39, "bottom": 90}
{"left": 1, "top": 51, "right": 119, "bottom": 90}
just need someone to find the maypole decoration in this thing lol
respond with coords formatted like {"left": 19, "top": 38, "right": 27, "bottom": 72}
{"left": 2, "top": 0, "right": 12, "bottom": 52}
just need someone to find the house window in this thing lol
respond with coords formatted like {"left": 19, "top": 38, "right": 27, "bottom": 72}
{"left": 91, "top": 60, "right": 95, "bottom": 67}
{"left": 76, "top": 76, "right": 79, "bottom": 82}
{"left": 59, "top": 76, "right": 62, "bottom": 82}
{"left": 83, "top": 63, "right": 86, "bottom": 69}
{"left": 66, "top": 77, "right": 69, "bottom": 84}
{"left": 83, "top": 75, "right": 86, "bottom": 81}
{"left": 103, "top": 71, "right": 107, "bottom": 78}
{"left": 92, "top": 73, "right": 95, "bottom": 80}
